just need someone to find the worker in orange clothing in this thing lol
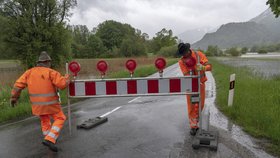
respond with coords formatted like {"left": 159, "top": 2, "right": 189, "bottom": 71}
{"left": 177, "top": 43, "right": 212, "bottom": 136}
{"left": 10, "top": 51, "right": 70, "bottom": 152}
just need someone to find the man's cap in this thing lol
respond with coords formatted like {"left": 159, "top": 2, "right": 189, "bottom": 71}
{"left": 37, "top": 51, "right": 51, "bottom": 62}
{"left": 177, "top": 43, "right": 191, "bottom": 55}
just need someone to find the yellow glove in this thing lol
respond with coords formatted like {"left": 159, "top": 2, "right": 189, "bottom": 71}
{"left": 196, "top": 65, "right": 206, "bottom": 71}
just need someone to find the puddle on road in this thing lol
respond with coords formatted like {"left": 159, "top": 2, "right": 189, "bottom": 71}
{"left": 205, "top": 72, "right": 275, "bottom": 158}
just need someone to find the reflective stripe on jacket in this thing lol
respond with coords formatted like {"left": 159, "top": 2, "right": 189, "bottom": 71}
{"left": 11, "top": 66, "right": 69, "bottom": 115}
{"left": 178, "top": 50, "right": 211, "bottom": 83}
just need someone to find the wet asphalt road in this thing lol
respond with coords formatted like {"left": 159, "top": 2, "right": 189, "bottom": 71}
{"left": 0, "top": 64, "right": 276, "bottom": 158}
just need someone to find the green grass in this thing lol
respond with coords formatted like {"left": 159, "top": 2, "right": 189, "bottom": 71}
{"left": 0, "top": 86, "right": 68, "bottom": 124}
{"left": 0, "top": 58, "right": 178, "bottom": 124}
{"left": 210, "top": 57, "right": 280, "bottom": 156}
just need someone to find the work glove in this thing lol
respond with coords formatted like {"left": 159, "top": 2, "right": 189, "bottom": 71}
{"left": 10, "top": 98, "right": 18, "bottom": 107}
{"left": 64, "top": 74, "right": 71, "bottom": 85}
{"left": 196, "top": 65, "right": 206, "bottom": 71}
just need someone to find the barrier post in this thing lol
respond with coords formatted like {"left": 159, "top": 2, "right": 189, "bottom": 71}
{"left": 155, "top": 58, "right": 166, "bottom": 78}
{"left": 67, "top": 61, "right": 81, "bottom": 135}
{"left": 66, "top": 62, "right": 72, "bottom": 135}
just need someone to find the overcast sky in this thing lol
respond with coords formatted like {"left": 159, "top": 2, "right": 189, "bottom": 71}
{"left": 69, "top": 0, "right": 268, "bottom": 37}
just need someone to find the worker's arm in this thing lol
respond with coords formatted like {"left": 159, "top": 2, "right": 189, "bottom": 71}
{"left": 10, "top": 70, "right": 30, "bottom": 107}
{"left": 50, "top": 70, "right": 70, "bottom": 90}
{"left": 178, "top": 59, "right": 190, "bottom": 76}
{"left": 198, "top": 52, "right": 212, "bottom": 71}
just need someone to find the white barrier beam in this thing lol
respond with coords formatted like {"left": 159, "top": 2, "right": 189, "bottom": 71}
{"left": 69, "top": 76, "right": 199, "bottom": 98}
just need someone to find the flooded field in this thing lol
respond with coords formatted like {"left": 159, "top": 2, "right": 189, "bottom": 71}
{"left": 0, "top": 57, "right": 162, "bottom": 86}
{"left": 216, "top": 55, "right": 280, "bottom": 79}
{"left": 241, "top": 52, "right": 280, "bottom": 59}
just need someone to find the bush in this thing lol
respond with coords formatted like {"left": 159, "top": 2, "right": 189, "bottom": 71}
{"left": 157, "top": 45, "right": 178, "bottom": 57}
{"left": 225, "top": 47, "right": 240, "bottom": 56}
{"left": 241, "top": 47, "right": 248, "bottom": 54}
{"left": 258, "top": 49, "right": 268, "bottom": 54}
{"left": 205, "top": 45, "right": 223, "bottom": 56}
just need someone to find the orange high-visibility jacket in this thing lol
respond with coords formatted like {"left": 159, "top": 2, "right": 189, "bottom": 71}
{"left": 178, "top": 50, "right": 211, "bottom": 83}
{"left": 11, "top": 67, "right": 69, "bottom": 115}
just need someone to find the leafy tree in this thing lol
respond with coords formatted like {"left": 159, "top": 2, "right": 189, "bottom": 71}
{"left": 120, "top": 37, "right": 146, "bottom": 57}
{"left": 205, "top": 45, "right": 222, "bottom": 56}
{"left": 0, "top": 14, "right": 14, "bottom": 59}
{"left": 151, "top": 28, "right": 177, "bottom": 53}
{"left": 86, "top": 34, "right": 106, "bottom": 58}
{"left": 0, "top": 0, "right": 77, "bottom": 68}
{"left": 95, "top": 20, "right": 135, "bottom": 50}
{"left": 267, "top": 0, "right": 280, "bottom": 17}
{"left": 95, "top": 20, "right": 148, "bottom": 57}
{"left": 69, "top": 25, "right": 91, "bottom": 58}
{"left": 70, "top": 25, "right": 90, "bottom": 45}
{"left": 225, "top": 47, "right": 240, "bottom": 56}
{"left": 250, "top": 45, "right": 259, "bottom": 52}
{"left": 241, "top": 47, "right": 248, "bottom": 54}
{"left": 157, "top": 45, "right": 177, "bottom": 57}
{"left": 258, "top": 49, "right": 268, "bottom": 54}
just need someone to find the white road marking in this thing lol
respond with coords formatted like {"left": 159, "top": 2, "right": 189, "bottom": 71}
{"left": 100, "top": 106, "right": 122, "bottom": 118}
{"left": 128, "top": 97, "right": 141, "bottom": 103}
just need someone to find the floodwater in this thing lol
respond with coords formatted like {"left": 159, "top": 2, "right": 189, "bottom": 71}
{"left": 217, "top": 54, "right": 280, "bottom": 79}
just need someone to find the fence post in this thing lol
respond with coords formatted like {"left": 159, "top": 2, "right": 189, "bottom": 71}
{"left": 228, "top": 74, "right": 235, "bottom": 106}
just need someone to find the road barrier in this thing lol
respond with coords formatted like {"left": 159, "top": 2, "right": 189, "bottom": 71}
{"left": 66, "top": 57, "right": 218, "bottom": 151}
{"left": 69, "top": 77, "right": 199, "bottom": 98}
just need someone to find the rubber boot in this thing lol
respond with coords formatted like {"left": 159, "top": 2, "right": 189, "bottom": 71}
{"left": 190, "top": 128, "right": 199, "bottom": 136}
{"left": 42, "top": 140, "right": 58, "bottom": 152}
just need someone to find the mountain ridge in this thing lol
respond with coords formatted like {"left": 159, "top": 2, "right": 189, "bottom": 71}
{"left": 192, "top": 9, "right": 280, "bottom": 49}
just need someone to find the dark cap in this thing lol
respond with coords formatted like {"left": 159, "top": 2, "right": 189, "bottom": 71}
{"left": 37, "top": 51, "right": 51, "bottom": 62}
{"left": 177, "top": 43, "right": 191, "bottom": 55}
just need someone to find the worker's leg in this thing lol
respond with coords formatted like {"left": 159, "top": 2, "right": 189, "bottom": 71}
{"left": 44, "top": 110, "right": 66, "bottom": 144}
{"left": 186, "top": 83, "right": 206, "bottom": 129}
{"left": 39, "top": 115, "right": 51, "bottom": 137}
{"left": 187, "top": 95, "right": 198, "bottom": 129}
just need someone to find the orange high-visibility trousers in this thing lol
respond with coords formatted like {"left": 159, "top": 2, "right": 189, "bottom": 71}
{"left": 39, "top": 110, "right": 66, "bottom": 144}
{"left": 186, "top": 83, "right": 205, "bottom": 129}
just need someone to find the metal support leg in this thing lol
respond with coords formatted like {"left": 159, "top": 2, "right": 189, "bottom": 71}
{"left": 66, "top": 63, "right": 72, "bottom": 135}
{"left": 192, "top": 61, "right": 218, "bottom": 151}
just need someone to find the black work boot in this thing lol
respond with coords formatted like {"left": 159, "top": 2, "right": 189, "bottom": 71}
{"left": 42, "top": 140, "right": 58, "bottom": 152}
{"left": 190, "top": 128, "right": 199, "bottom": 136}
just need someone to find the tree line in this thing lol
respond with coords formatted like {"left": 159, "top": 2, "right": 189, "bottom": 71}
{"left": 0, "top": 0, "right": 177, "bottom": 68}
{"left": 69, "top": 21, "right": 177, "bottom": 58}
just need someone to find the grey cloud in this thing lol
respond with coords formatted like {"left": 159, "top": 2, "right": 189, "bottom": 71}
{"left": 76, "top": 0, "right": 131, "bottom": 17}
{"left": 70, "top": 0, "right": 268, "bottom": 36}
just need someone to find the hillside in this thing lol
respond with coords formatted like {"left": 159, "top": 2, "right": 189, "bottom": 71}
{"left": 192, "top": 9, "right": 280, "bottom": 49}
{"left": 177, "top": 27, "right": 217, "bottom": 44}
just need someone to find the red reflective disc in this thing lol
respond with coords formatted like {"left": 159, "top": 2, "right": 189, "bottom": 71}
{"left": 125, "top": 59, "right": 137, "bottom": 73}
{"left": 155, "top": 58, "right": 166, "bottom": 71}
{"left": 185, "top": 57, "right": 196, "bottom": 68}
{"left": 96, "top": 60, "right": 108, "bottom": 74}
{"left": 68, "top": 61, "right": 81, "bottom": 76}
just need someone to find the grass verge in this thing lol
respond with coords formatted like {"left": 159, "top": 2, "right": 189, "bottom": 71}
{"left": 0, "top": 58, "right": 178, "bottom": 124}
{"left": 210, "top": 57, "right": 280, "bottom": 156}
